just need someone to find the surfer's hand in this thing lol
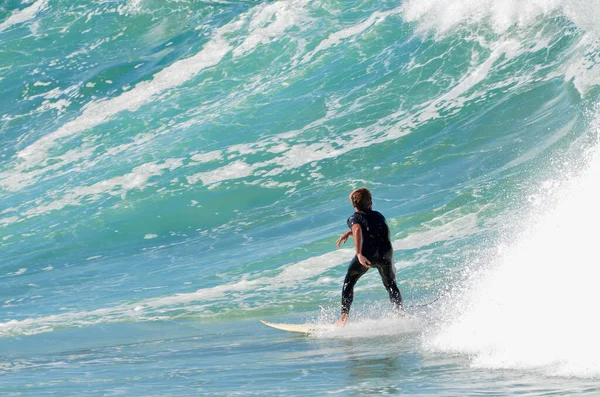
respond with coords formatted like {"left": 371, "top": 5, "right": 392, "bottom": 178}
{"left": 336, "top": 231, "right": 351, "bottom": 248}
{"left": 357, "top": 253, "right": 371, "bottom": 268}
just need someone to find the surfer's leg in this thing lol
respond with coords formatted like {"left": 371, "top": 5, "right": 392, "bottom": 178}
{"left": 341, "top": 256, "right": 369, "bottom": 315}
{"left": 376, "top": 253, "right": 403, "bottom": 312}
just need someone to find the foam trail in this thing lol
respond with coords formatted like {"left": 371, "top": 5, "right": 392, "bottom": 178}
{"left": 428, "top": 118, "right": 600, "bottom": 377}
{"left": 0, "top": 0, "right": 48, "bottom": 33}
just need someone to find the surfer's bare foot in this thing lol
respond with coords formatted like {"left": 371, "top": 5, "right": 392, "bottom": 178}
{"left": 393, "top": 306, "right": 405, "bottom": 317}
{"left": 335, "top": 313, "right": 348, "bottom": 327}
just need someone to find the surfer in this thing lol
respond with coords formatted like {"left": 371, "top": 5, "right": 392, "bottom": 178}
{"left": 335, "top": 188, "right": 403, "bottom": 326}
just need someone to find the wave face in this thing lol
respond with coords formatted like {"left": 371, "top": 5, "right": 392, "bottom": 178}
{"left": 1, "top": 0, "right": 600, "bottom": 392}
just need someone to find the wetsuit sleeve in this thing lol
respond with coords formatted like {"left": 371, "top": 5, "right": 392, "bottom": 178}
{"left": 347, "top": 213, "right": 366, "bottom": 230}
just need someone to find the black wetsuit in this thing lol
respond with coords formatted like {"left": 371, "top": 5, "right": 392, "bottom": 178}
{"left": 341, "top": 210, "right": 403, "bottom": 315}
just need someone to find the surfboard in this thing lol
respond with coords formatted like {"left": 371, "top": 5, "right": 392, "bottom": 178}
{"left": 260, "top": 320, "right": 338, "bottom": 335}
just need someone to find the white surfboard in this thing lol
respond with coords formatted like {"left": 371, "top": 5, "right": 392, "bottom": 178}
{"left": 260, "top": 320, "right": 338, "bottom": 335}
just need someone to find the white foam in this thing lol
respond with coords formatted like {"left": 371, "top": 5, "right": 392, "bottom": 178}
{"left": 0, "top": 0, "right": 49, "bottom": 33}
{"left": 233, "top": 1, "right": 308, "bottom": 58}
{"left": 401, "top": 0, "right": 600, "bottom": 97}
{"left": 563, "top": 34, "right": 600, "bottom": 96}
{"left": 401, "top": 0, "right": 570, "bottom": 36}
{"left": 427, "top": 115, "right": 600, "bottom": 377}
{"left": 1, "top": 144, "right": 98, "bottom": 194}
{"left": 190, "top": 150, "right": 223, "bottom": 164}
{"left": 393, "top": 211, "right": 480, "bottom": 251}
{"left": 16, "top": 158, "right": 183, "bottom": 221}
{"left": 11, "top": 268, "right": 27, "bottom": 276}
{"left": 119, "top": 0, "right": 145, "bottom": 16}
{"left": 313, "top": 315, "right": 423, "bottom": 339}
{"left": 302, "top": 6, "right": 403, "bottom": 64}
{"left": 0, "top": 216, "right": 19, "bottom": 227}
{"left": 187, "top": 160, "right": 254, "bottom": 185}
{"left": 182, "top": 116, "right": 407, "bottom": 186}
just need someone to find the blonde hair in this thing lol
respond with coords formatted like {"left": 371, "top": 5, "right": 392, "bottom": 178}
{"left": 349, "top": 188, "right": 372, "bottom": 211}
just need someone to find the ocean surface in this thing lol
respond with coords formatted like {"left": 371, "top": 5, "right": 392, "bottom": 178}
{"left": 1, "top": 0, "right": 600, "bottom": 395}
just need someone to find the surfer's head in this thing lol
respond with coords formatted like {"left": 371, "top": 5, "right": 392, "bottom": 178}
{"left": 349, "top": 188, "right": 372, "bottom": 211}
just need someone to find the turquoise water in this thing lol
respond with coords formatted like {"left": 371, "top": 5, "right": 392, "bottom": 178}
{"left": 2, "top": 0, "right": 600, "bottom": 395}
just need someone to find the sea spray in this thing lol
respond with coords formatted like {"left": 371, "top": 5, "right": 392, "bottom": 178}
{"left": 427, "top": 112, "right": 600, "bottom": 377}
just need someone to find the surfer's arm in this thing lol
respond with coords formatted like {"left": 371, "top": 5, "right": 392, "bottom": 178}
{"left": 351, "top": 224, "right": 371, "bottom": 268}
{"left": 336, "top": 230, "right": 352, "bottom": 248}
